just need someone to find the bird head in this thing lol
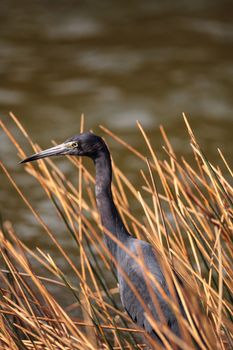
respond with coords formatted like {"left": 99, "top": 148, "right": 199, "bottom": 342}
{"left": 20, "top": 132, "right": 107, "bottom": 164}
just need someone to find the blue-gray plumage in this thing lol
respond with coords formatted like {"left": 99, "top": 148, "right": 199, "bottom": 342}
{"left": 21, "top": 132, "right": 182, "bottom": 346}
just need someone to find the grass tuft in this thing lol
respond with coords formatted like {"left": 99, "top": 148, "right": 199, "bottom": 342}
{"left": 0, "top": 113, "right": 232, "bottom": 349}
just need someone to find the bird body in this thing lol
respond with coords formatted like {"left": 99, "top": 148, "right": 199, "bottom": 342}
{"left": 117, "top": 237, "right": 179, "bottom": 337}
{"left": 21, "top": 132, "right": 181, "bottom": 345}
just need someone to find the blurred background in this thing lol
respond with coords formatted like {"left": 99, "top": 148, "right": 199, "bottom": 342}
{"left": 1, "top": 1, "right": 232, "bottom": 299}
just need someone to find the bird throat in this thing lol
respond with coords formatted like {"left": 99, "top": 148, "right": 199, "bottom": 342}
{"left": 94, "top": 151, "right": 129, "bottom": 259}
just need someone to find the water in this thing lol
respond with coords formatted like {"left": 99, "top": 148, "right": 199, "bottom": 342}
{"left": 1, "top": 1, "right": 232, "bottom": 300}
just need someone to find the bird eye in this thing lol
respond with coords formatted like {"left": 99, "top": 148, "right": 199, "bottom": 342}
{"left": 72, "top": 142, "right": 79, "bottom": 148}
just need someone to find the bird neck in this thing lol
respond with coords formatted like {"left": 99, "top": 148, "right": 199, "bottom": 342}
{"left": 93, "top": 149, "right": 130, "bottom": 259}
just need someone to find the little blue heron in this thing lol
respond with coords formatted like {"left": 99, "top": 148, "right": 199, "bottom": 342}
{"left": 21, "top": 132, "right": 184, "bottom": 346}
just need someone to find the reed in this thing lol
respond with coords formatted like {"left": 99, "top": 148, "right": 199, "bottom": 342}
{"left": 0, "top": 113, "right": 232, "bottom": 349}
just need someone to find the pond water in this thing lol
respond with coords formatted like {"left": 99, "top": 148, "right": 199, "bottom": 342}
{"left": 1, "top": 1, "right": 232, "bottom": 302}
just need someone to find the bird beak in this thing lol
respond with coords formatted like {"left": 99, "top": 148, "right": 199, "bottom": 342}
{"left": 20, "top": 142, "right": 72, "bottom": 164}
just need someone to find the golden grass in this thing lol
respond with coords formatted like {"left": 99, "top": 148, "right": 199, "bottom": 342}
{"left": 0, "top": 113, "right": 232, "bottom": 349}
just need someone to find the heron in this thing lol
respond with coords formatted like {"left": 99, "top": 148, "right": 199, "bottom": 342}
{"left": 21, "top": 132, "right": 185, "bottom": 347}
